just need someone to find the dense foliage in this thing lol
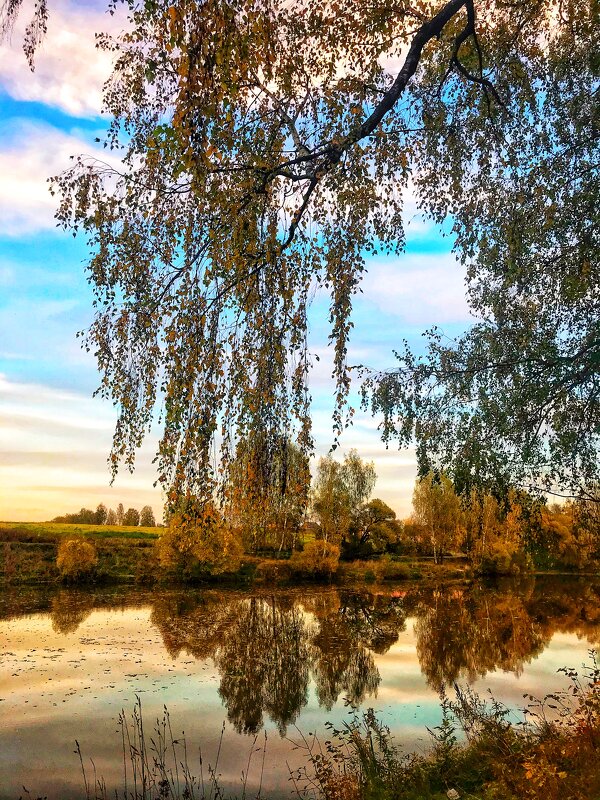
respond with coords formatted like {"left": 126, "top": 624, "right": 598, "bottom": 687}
{"left": 289, "top": 539, "right": 341, "bottom": 578}
{"left": 4, "top": 1, "right": 596, "bottom": 503}
{"left": 364, "top": 2, "right": 599, "bottom": 499}
{"left": 157, "top": 500, "right": 243, "bottom": 577}
{"left": 405, "top": 472, "right": 600, "bottom": 572}
{"left": 225, "top": 436, "right": 310, "bottom": 552}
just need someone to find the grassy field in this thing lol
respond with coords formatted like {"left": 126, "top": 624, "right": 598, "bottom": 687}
{"left": 0, "top": 520, "right": 161, "bottom": 542}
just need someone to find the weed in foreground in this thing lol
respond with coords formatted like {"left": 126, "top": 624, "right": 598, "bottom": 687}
{"left": 288, "top": 652, "right": 600, "bottom": 800}
{"left": 75, "top": 697, "right": 267, "bottom": 800}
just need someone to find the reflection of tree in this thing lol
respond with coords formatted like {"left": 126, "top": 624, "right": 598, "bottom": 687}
{"left": 528, "top": 578, "right": 600, "bottom": 645}
{"left": 152, "top": 591, "right": 312, "bottom": 735}
{"left": 339, "top": 592, "right": 407, "bottom": 654}
{"left": 415, "top": 579, "right": 600, "bottom": 688}
{"left": 311, "top": 613, "right": 377, "bottom": 709}
{"left": 308, "top": 591, "right": 405, "bottom": 709}
{"left": 150, "top": 592, "right": 241, "bottom": 660}
{"left": 312, "top": 637, "right": 380, "bottom": 710}
{"left": 50, "top": 590, "right": 96, "bottom": 634}
{"left": 414, "top": 582, "right": 546, "bottom": 690}
{"left": 150, "top": 589, "right": 407, "bottom": 730}
{"left": 148, "top": 580, "right": 600, "bottom": 735}
{"left": 217, "top": 596, "right": 310, "bottom": 735}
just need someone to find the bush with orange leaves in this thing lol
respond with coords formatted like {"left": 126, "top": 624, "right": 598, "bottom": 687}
{"left": 157, "top": 501, "right": 243, "bottom": 578}
{"left": 289, "top": 539, "right": 340, "bottom": 579}
{"left": 56, "top": 537, "right": 98, "bottom": 582}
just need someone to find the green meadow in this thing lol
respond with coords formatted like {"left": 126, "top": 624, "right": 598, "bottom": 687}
{"left": 0, "top": 520, "right": 160, "bottom": 542}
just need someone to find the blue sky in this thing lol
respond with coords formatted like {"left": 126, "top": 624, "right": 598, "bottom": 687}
{"left": 0, "top": 0, "right": 471, "bottom": 521}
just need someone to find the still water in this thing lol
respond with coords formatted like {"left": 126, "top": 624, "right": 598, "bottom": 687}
{"left": 1, "top": 577, "right": 599, "bottom": 799}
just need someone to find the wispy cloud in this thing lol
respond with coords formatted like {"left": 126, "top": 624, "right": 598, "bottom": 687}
{"left": 360, "top": 252, "right": 471, "bottom": 325}
{"left": 0, "top": 373, "right": 163, "bottom": 521}
{"left": 0, "top": 119, "right": 119, "bottom": 235}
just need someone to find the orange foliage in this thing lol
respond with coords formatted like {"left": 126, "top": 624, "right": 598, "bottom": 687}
{"left": 157, "top": 502, "right": 243, "bottom": 576}
{"left": 56, "top": 538, "right": 98, "bottom": 581}
{"left": 289, "top": 540, "right": 340, "bottom": 578}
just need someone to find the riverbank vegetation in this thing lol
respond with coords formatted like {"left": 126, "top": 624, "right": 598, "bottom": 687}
{"left": 1, "top": 451, "right": 598, "bottom": 586}
{"left": 297, "top": 656, "right": 600, "bottom": 800}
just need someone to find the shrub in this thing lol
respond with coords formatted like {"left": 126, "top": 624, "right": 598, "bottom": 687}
{"left": 56, "top": 538, "right": 98, "bottom": 582}
{"left": 289, "top": 539, "right": 340, "bottom": 578}
{"left": 478, "top": 541, "right": 532, "bottom": 576}
{"left": 157, "top": 503, "right": 243, "bottom": 578}
{"left": 254, "top": 559, "right": 292, "bottom": 584}
{"left": 298, "top": 661, "right": 600, "bottom": 800}
{"left": 377, "top": 555, "right": 411, "bottom": 581}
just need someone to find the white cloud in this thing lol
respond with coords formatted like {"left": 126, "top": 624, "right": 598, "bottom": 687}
{"left": 360, "top": 252, "right": 472, "bottom": 325}
{"left": 0, "top": 373, "right": 163, "bottom": 521}
{"left": 0, "top": 0, "right": 125, "bottom": 117}
{"left": 0, "top": 119, "right": 120, "bottom": 235}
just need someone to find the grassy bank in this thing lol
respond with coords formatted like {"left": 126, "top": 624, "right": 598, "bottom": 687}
{"left": 5, "top": 520, "right": 596, "bottom": 588}
{"left": 0, "top": 520, "right": 160, "bottom": 541}
{"left": 0, "top": 520, "right": 471, "bottom": 587}
{"left": 0, "top": 521, "right": 498, "bottom": 587}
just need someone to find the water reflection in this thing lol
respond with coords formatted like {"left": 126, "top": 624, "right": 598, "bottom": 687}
{"left": 149, "top": 592, "right": 387, "bottom": 733}
{"left": 51, "top": 590, "right": 96, "bottom": 634}
{"left": 307, "top": 592, "right": 406, "bottom": 711}
{"left": 412, "top": 579, "right": 600, "bottom": 689}
{"left": 2, "top": 577, "right": 600, "bottom": 737}
{"left": 149, "top": 594, "right": 308, "bottom": 733}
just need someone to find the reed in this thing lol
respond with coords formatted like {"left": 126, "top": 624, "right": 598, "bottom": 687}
{"left": 75, "top": 697, "right": 267, "bottom": 800}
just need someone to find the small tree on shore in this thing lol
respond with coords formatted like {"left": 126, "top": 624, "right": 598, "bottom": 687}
{"left": 56, "top": 538, "right": 98, "bottom": 582}
{"left": 312, "top": 450, "right": 376, "bottom": 547}
{"left": 412, "top": 473, "right": 462, "bottom": 564}
{"left": 346, "top": 499, "right": 402, "bottom": 557}
{"left": 289, "top": 540, "right": 340, "bottom": 579}
{"left": 157, "top": 500, "right": 243, "bottom": 577}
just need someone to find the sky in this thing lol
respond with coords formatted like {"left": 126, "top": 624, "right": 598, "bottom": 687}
{"left": 0, "top": 0, "right": 472, "bottom": 522}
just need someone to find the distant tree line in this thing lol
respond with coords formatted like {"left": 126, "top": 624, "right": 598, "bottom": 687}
{"left": 52, "top": 502, "right": 158, "bottom": 527}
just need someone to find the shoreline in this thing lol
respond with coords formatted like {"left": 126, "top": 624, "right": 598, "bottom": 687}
{"left": 1, "top": 521, "right": 597, "bottom": 587}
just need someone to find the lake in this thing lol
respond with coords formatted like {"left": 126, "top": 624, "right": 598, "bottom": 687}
{"left": 1, "top": 576, "right": 599, "bottom": 799}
